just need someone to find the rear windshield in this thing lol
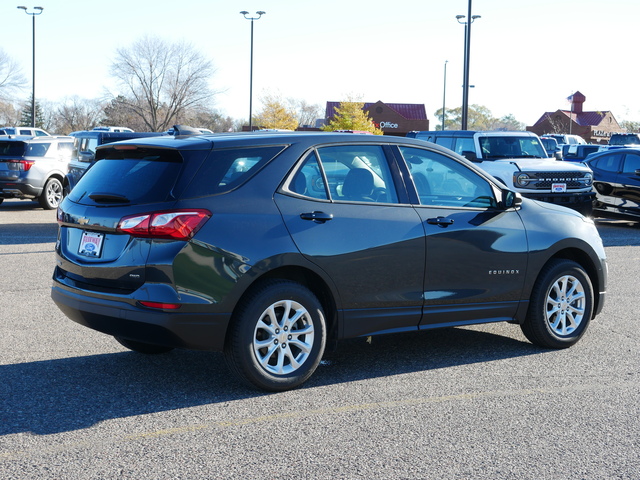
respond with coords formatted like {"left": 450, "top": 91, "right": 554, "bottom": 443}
{"left": 184, "top": 145, "right": 286, "bottom": 197}
{"left": 67, "top": 147, "right": 184, "bottom": 205}
{"left": 0, "top": 141, "right": 27, "bottom": 157}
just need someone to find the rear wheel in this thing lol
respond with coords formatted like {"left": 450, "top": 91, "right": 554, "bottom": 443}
{"left": 224, "top": 279, "right": 326, "bottom": 391}
{"left": 38, "top": 177, "right": 63, "bottom": 209}
{"left": 115, "top": 337, "right": 174, "bottom": 354}
{"left": 521, "top": 259, "right": 593, "bottom": 349}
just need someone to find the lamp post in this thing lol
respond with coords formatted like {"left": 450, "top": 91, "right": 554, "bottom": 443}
{"left": 17, "top": 5, "right": 44, "bottom": 128}
{"left": 456, "top": 1, "right": 480, "bottom": 131}
{"left": 240, "top": 10, "right": 265, "bottom": 131}
{"left": 442, "top": 60, "right": 448, "bottom": 131}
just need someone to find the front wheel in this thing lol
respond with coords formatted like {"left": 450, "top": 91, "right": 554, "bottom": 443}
{"left": 38, "top": 177, "right": 63, "bottom": 210}
{"left": 224, "top": 280, "right": 327, "bottom": 391}
{"left": 521, "top": 259, "right": 594, "bottom": 349}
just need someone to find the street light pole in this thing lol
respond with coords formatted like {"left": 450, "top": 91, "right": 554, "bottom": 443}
{"left": 442, "top": 60, "right": 448, "bottom": 131}
{"left": 17, "top": 5, "right": 44, "bottom": 128}
{"left": 240, "top": 10, "right": 265, "bottom": 131}
{"left": 456, "top": 1, "right": 480, "bottom": 131}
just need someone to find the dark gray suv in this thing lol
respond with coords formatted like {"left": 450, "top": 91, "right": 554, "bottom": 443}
{"left": 51, "top": 132, "right": 607, "bottom": 391}
{"left": 0, "top": 135, "right": 75, "bottom": 208}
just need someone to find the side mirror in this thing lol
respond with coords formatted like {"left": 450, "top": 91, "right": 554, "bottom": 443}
{"left": 500, "top": 189, "right": 522, "bottom": 209}
{"left": 461, "top": 150, "right": 478, "bottom": 162}
{"left": 78, "top": 151, "right": 95, "bottom": 163}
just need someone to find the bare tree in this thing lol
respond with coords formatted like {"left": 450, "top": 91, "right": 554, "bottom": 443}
{"left": 54, "top": 96, "right": 104, "bottom": 134}
{"left": 0, "top": 100, "right": 19, "bottom": 125}
{"left": 109, "top": 35, "right": 217, "bottom": 132}
{"left": 0, "top": 49, "right": 26, "bottom": 102}
{"left": 290, "top": 98, "right": 322, "bottom": 127}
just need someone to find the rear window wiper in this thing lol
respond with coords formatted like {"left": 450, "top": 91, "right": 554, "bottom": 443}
{"left": 88, "top": 192, "right": 131, "bottom": 203}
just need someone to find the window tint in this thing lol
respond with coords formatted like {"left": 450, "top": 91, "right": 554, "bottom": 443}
{"left": 68, "top": 147, "right": 184, "bottom": 205}
{"left": 0, "top": 141, "right": 26, "bottom": 156}
{"left": 622, "top": 153, "right": 640, "bottom": 174}
{"left": 289, "top": 152, "right": 329, "bottom": 200}
{"left": 25, "top": 142, "right": 51, "bottom": 157}
{"left": 316, "top": 145, "right": 398, "bottom": 203}
{"left": 453, "top": 137, "right": 475, "bottom": 156}
{"left": 594, "top": 153, "right": 622, "bottom": 173}
{"left": 434, "top": 136, "right": 453, "bottom": 149}
{"left": 185, "top": 146, "right": 285, "bottom": 197}
{"left": 400, "top": 146, "right": 496, "bottom": 208}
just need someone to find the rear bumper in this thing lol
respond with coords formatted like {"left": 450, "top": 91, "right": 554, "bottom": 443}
{"left": 51, "top": 284, "right": 231, "bottom": 351}
{"left": 0, "top": 181, "right": 41, "bottom": 199}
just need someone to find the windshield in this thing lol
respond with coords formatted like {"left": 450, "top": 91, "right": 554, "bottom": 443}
{"left": 479, "top": 136, "right": 547, "bottom": 160}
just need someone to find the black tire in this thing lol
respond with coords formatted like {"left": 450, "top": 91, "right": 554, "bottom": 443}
{"left": 38, "top": 177, "right": 63, "bottom": 210}
{"left": 224, "top": 279, "right": 327, "bottom": 392}
{"left": 521, "top": 259, "right": 593, "bottom": 349}
{"left": 115, "top": 337, "right": 174, "bottom": 354}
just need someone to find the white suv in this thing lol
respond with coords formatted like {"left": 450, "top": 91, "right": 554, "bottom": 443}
{"left": 0, "top": 126, "right": 51, "bottom": 137}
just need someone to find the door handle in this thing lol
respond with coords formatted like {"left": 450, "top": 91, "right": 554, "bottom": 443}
{"left": 300, "top": 211, "right": 333, "bottom": 223}
{"left": 426, "top": 216, "right": 454, "bottom": 227}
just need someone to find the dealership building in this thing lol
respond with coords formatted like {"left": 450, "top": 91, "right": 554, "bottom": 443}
{"left": 324, "top": 101, "right": 430, "bottom": 136}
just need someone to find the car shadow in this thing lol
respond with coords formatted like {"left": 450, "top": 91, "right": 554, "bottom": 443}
{"left": 0, "top": 326, "right": 541, "bottom": 436}
{"left": 0, "top": 200, "right": 42, "bottom": 211}
{"left": 0, "top": 222, "right": 57, "bottom": 245}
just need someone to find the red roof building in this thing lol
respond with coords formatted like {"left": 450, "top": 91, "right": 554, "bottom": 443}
{"left": 527, "top": 91, "right": 623, "bottom": 144}
{"left": 325, "top": 100, "right": 429, "bottom": 136}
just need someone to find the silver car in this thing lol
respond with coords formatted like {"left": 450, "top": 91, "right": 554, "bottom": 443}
{"left": 0, "top": 135, "right": 75, "bottom": 209}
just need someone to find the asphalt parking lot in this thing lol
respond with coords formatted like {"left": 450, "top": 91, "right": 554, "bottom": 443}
{"left": 1, "top": 199, "right": 639, "bottom": 480}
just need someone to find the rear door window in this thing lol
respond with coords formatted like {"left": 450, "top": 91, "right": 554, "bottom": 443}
{"left": 315, "top": 145, "right": 399, "bottom": 204}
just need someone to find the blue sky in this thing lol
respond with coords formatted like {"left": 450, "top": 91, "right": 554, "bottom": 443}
{"left": 3, "top": 0, "right": 639, "bottom": 126}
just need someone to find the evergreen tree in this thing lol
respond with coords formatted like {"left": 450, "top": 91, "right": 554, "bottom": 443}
{"left": 19, "top": 95, "right": 45, "bottom": 128}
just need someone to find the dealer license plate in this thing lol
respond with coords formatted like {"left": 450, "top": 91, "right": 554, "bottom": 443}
{"left": 551, "top": 183, "right": 567, "bottom": 193}
{"left": 78, "top": 231, "right": 104, "bottom": 257}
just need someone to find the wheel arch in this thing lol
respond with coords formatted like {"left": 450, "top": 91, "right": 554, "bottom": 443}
{"left": 537, "top": 247, "right": 603, "bottom": 319}
{"left": 225, "top": 265, "right": 340, "bottom": 346}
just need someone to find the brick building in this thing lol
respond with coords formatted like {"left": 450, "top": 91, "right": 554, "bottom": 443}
{"left": 527, "top": 91, "right": 623, "bottom": 144}
{"left": 324, "top": 100, "right": 429, "bottom": 136}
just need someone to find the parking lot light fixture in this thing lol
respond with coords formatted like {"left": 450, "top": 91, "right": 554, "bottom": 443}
{"left": 240, "top": 10, "right": 266, "bottom": 131}
{"left": 456, "top": 1, "right": 480, "bottom": 131}
{"left": 17, "top": 5, "right": 44, "bottom": 128}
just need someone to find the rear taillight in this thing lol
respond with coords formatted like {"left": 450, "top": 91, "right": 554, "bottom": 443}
{"left": 5, "top": 159, "right": 35, "bottom": 171}
{"left": 117, "top": 209, "right": 211, "bottom": 240}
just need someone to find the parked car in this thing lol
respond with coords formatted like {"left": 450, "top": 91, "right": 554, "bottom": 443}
{"left": 608, "top": 133, "right": 640, "bottom": 146}
{"left": 406, "top": 130, "right": 595, "bottom": 215}
{"left": 92, "top": 126, "right": 135, "bottom": 133}
{"left": 51, "top": 132, "right": 607, "bottom": 391}
{"left": 561, "top": 144, "right": 600, "bottom": 162}
{"left": 543, "top": 134, "right": 587, "bottom": 146}
{"left": 0, "top": 126, "right": 50, "bottom": 137}
{"left": 64, "top": 129, "right": 168, "bottom": 193}
{"left": 584, "top": 147, "right": 640, "bottom": 221}
{"left": 0, "top": 135, "right": 75, "bottom": 208}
